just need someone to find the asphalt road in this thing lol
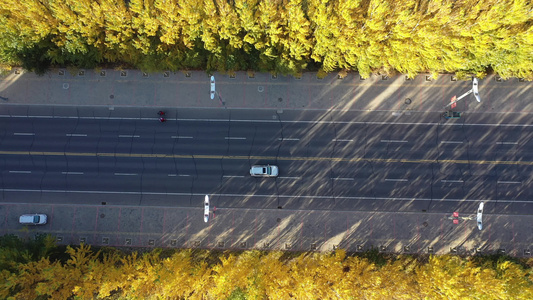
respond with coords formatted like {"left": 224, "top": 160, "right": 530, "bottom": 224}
{"left": 1, "top": 108, "right": 532, "bottom": 215}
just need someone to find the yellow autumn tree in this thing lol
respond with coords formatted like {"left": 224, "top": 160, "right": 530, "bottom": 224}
{"left": 209, "top": 251, "right": 259, "bottom": 298}
{"left": 98, "top": 0, "right": 135, "bottom": 63}
{"left": 235, "top": 0, "right": 268, "bottom": 58}
{"left": 45, "top": 0, "right": 104, "bottom": 66}
{"left": 259, "top": 251, "right": 294, "bottom": 298}
{"left": 157, "top": 250, "right": 196, "bottom": 299}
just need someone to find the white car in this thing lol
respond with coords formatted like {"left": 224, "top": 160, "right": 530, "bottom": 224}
{"left": 477, "top": 202, "right": 484, "bottom": 230}
{"left": 472, "top": 78, "right": 481, "bottom": 103}
{"left": 204, "top": 195, "right": 210, "bottom": 223}
{"left": 250, "top": 165, "right": 278, "bottom": 177}
{"left": 210, "top": 76, "right": 215, "bottom": 99}
{"left": 19, "top": 214, "right": 47, "bottom": 225}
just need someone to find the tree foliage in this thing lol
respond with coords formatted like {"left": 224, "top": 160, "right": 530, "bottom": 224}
{"left": 0, "top": 0, "right": 530, "bottom": 77}
{"left": 0, "top": 0, "right": 531, "bottom": 78}
{"left": 1, "top": 236, "right": 533, "bottom": 299}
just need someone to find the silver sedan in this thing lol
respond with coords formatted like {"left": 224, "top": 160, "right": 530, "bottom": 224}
{"left": 250, "top": 165, "right": 279, "bottom": 177}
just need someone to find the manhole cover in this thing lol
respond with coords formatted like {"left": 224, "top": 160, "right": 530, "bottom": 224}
{"left": 62, "top": 83, "right": 69, "bottom": 89}
{"left": 423, "top": 222, "right": 428, "bottom": 227}
{"left": 258, "top": 86, "right": 264, "bottom": 92}
{"left": 100, "top": 214, "right": 105, "bottom": 218}
{"left": 110, "top": 94, "right": 114, "bottom": 99}
{"left": 405, "top": 98, "right": 412, "bottom": 105}
{"left": 278, "top": 97, "right": 283, "bottom": 102}
{"left": 277, "top": 218, "right": 281, "bottom": 223}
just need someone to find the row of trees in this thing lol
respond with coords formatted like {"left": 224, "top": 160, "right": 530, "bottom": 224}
{"left": 1, "top": 234, "right": 532, "bottom": 299}
{"left": 0, "top": 0, "right": 531, "bottom": 78}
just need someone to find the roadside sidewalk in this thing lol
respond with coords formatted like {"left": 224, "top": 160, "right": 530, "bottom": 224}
{"left": 1, "top": 69, "right": 532, "bottom": 114}
{"left": 2, "top": 203, "right": 531, "bottom": 256}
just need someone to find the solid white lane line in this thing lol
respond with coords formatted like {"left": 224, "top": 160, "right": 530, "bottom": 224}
{"left": 497, "top": 181, "right": 521, "bottom": 184}
{"left": 332, "top": 139, "right": 353, "bottom": 142}
{"left": 441, "top": 141, "right": 463, "bottom": 144}
{"left": 178, "top": 174, "right": 191, "bottom": 177}
{"left": 66, "top": 134, "right": 87, "bottom": 137}
{"left": 331, "top": 177, "right": 354, "bottom": 181}
{"left": 225, "top": 137, "right": 246, "bottom": 140}
{"left": 380, "top": 139, "right": 408, "bottom": 143}
{"left": 5, "top": 115, "right": 533, "bottom": 128}
{"left": 279, "top": 176, "right": 301, "bottom": 180}
{"left": 114, "top": 173, "right": 137, "bottom": 176}
{"left": 61, "top": 172, "right": 84, "bottom": 175}
{"left": 118, "top": 135, "right": 140, "bottom": 138}
{"left": 385, "top": 178, "right": 408, "bottom": 182}
{"left": 441, "top": 180, "right": 464, "bottom": 183}
{"left": 14, "top": 133, "right": 35, "bottom": 136}
{"left": 223, "top": 175, "right": 245, "bottom": 178}
{"left": 3, "top": 188, "right": 532, "bottom": 204}
{"left": 278, "top": 138, "right": 300, "bottom": 141}
{"left": 9, "top": 170, "right": 31, "bottom": 174}
{"left": 171, "top": 136, "right": 193, "bottom": 139}
{"left": 496, "top": 142, "right": 518, "bottom": 145}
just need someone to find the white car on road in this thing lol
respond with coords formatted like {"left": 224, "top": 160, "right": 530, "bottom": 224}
{"left": 210, "top": 76, "right": 215, "bottom": 99}
{"left": 204, "top": 195, "right": 210, "bottom": 223}
{"left": 19, "top": 214, "right": 47, "bottom": 225}
{"left": 250, "top": 165, "right": 278, "bottom": 177}
{"left": 477, "top": 202, "right": 484, "bottom": 230}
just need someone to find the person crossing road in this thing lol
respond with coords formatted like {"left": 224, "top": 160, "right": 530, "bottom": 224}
{"left": 158, "top": 111, "right": 166, "bottom": 122}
